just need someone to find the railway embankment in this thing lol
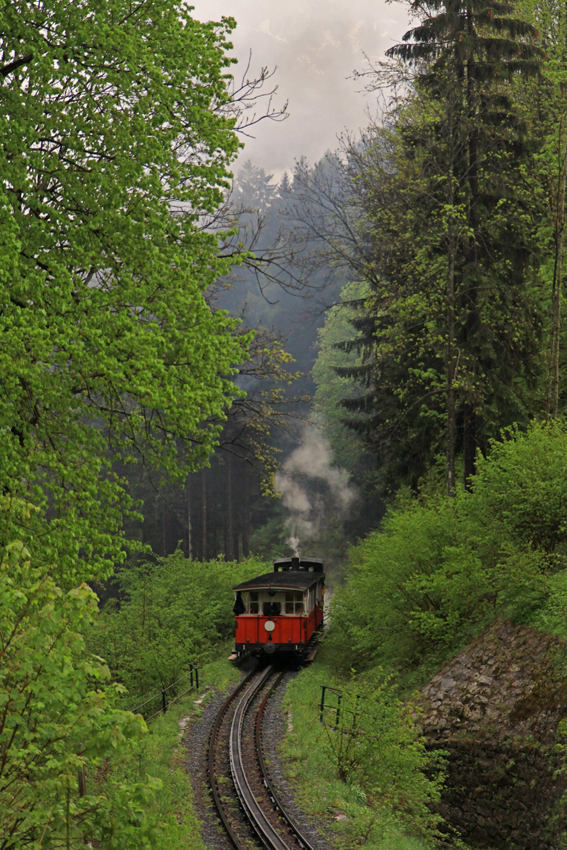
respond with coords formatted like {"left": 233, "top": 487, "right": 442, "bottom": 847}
{"left": 416, "top": 621, "right": 567, "bottom": 849}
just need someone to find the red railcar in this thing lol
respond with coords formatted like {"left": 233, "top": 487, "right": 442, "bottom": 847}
{"left": 232, "top": 556, "right": 325, "bottom": 659}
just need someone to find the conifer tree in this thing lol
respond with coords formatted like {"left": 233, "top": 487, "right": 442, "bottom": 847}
{"left": 386, "top": 0, "right": 541, "bottom": 487}
{"left": 331, "top": 0, "right": 542, "bottom": 494}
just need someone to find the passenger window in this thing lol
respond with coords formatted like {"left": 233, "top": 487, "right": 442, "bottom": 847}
{"left": 249, "top": 592, "right": 259, "bottom": 614}
{"left": 284, "top": 592, "right": 305, "bottom": 614}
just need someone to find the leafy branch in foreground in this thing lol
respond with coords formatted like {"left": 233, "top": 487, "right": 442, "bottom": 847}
{"left": 0, "top": 536, "right": 159, "bottom": 849}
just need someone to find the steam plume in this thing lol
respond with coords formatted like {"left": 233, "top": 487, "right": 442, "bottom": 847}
{"left": 275, "top": 426, "right": 356, "bottom": 554}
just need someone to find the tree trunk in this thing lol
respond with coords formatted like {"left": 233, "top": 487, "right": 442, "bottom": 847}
{"left": 242, "top": 466, "right": 250, "bottom": 558}
{"left": 463, "top": 6, "right": 480, "bottom": 491}
{"left": 226, "top": 455, "right": 234, "bottom": 561}
{"left": 463, "top": 403, "right": 477, "bottom": 489}
{"left": 445, "top": 88, "right": 458, "bottom": 499}
{"left": 201, "top": 469, "right": 207, "bottom": 561}
{"left": 186, "top": 476, "right": 192, "bottom": 559}
{"left": 446, "top": 245, "right": 457, "bottom": 498}
{"left": 548, "top": 115, "right": 567, "bottom": 419}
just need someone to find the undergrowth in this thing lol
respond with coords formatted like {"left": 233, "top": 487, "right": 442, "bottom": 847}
{"left": 280, "top": 643, "right": 442, "bottom": 850}
{"left": 101, "top": 652, "right": 241, "bottom": 848}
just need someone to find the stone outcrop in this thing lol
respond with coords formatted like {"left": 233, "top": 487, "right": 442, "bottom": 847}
{"left": 416, "top": 622, "right": 567, "bottom": 848}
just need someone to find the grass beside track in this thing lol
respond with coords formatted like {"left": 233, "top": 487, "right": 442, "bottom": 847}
{"left": 102, "top": 647, "right": 463, "bottom": 850}
{"left": 102, "top": 654, "right": 242, "bottom": 849}
{"left": 280, "top": 644, "right": 439, "bottom": 850}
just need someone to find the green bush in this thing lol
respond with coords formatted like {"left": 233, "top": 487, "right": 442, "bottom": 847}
{"left": 282, "top": 656, "right": 442, "bottom": 848}
{"left": 321, "top": 672, "right": 444, "bottom": 829}
{"left": 87, "top": 553, "right": 266, "bottom": 707}
{"left": 329, "top": 422, "right": 567, "bottom": 675}
{"left": 464, "top": 421, "right": 567, "bottom": 559}
{"left": 330, "top": 498, "right": 456, "bottom": 672}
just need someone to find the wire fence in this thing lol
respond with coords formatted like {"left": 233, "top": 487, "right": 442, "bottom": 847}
{"left": 127, "top": 663, "right": 200, "bottom": 721}
{"left": 319, "top": 685, "right": 391, "bottom": 729}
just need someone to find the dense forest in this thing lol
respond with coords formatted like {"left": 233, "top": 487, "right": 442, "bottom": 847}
{"left": 3, "top": 0, "right": 567, "bottom": 847}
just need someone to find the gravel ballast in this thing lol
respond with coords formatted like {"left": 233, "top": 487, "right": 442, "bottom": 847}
{"left": 181, "top": 666, "right": 335, "bottom": 850}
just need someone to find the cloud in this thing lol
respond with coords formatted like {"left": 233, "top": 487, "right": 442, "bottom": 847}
{"left": 257, "top": 19, "right": 288, "bottom": 43}
{"left": 190, "top": 0, "right": 411, "bottom": 176}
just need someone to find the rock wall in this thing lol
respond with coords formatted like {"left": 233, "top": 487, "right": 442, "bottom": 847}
{"left": 416, "top": 622, "right": 567, "bottom": 848}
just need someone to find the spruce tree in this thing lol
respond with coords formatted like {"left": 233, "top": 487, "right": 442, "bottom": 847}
{"left": 386, "top": 0, "right": 541, "bottom": 487}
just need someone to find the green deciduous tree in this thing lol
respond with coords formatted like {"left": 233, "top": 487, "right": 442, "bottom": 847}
{"left": 0, "top": 532, "right": 158, "bottom": 849}
{"left": 517, "top": 0, "right": 567, "bottom": 418}
{"left": 87, "top": 552, "right": 265, "bottom": 707}
{"left": 0, "top": 0, "right": 251, "bottom": 584}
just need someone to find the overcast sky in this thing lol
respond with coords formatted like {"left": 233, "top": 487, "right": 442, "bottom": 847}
{"left": 191, "top": 0, "right": 412, "bottom": 181}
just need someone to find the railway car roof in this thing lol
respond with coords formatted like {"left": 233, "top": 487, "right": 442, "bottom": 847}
{"left": 233, "top": 570, "right": 323, "bottom": 592}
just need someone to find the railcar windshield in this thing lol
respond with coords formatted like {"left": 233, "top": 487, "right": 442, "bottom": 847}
{"left": 285, "top": 592, "right": 304, "bottom": 613}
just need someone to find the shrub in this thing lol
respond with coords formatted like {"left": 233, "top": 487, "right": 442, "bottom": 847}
{"left": 329, "top": 422, "right": 567, "bottom": 674}
{"left": 321, "top": 671, "right": 444, "bottom": 834}
{"left": 282, "top": 659, "right": 443, "bottom": 848}
{"left": 87, "top": 553, "right": 266, "bottom": 706}
{"left": 0, "top": 540, "right": 158, "bottom": 849}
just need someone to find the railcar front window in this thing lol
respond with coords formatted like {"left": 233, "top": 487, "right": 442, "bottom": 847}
{"left": 263, "top": 601, "right": 281, "bottom": 616}
{"left": 248, "top": 592, "right": 259, "bottom": 614}
{"left": 285, "top": 592, "right": 304, "bottom": 614}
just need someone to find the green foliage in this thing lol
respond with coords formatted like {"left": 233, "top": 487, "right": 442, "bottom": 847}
{"left": 330, "top": 422, "right": 567, "bottom": 675}
{"left": 312, "top": 280, "right": 371, "bottom": 475}
{"left": 281, "top": 653, "right": 440, "bottom": 849}
{"left": 88, "top": 658, "right": 243, "bottom": 850}
{"left": 105, "top": 700, "right": 207, "bottom": 850}
{"left": 87, "top": 553, "right": 266, "bottom": 707}
{"left": 464, "top": 421, "right": 567, "bottom": 559}
{"left": 329, "top": 497, "right": 468, "bottom": 674}
{"left": 0, "top": 0, "right": 250, "bottom": 585}
{"left": 327, "top": 0, "right": 544, "bottom": 492}
{"left": 321, "top": 672, "right": 444, "bottom": 833}
{"left": 533, "top": 570, "right": 567, "bottom": 642}
{"left": 249, "top": 511, "right": 291, "bottom": 561}
{"left": 0, "top": 539, "right": 159, "bottom": 849}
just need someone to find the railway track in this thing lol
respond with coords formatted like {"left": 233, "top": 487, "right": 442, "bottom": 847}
{"left": 208, "top": 664, "right": 319, "bottom": 850}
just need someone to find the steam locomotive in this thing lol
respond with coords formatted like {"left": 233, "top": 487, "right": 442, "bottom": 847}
{"left": 232, "top": 556, "right": 325, "bottom": 659}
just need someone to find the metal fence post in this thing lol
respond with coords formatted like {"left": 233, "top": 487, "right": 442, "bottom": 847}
{"left": 319, "top": 685, "right": 327, "bottom": 723}
{"left": 336, "top": 693, "right": 342, "bottom": 727}
{"left": 353, "top": 694, "right": 360, "bottom": 728}
{"left": 190, "top": 666, "right": 194, "bottom": 689}
{"left": 195, "top": 666, "right": 199, "bottom": 690}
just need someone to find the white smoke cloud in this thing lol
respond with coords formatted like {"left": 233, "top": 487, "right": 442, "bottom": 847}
{"left": 275, "top": 425, "right": 357, "bottom": 554}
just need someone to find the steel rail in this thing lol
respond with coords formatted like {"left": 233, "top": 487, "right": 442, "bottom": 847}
{"left": 208, "top": 667, "right": 258, "bottom": 849}
{"left": 229, "top": 665, "right": 292, "bottom": 850}
{"left": 210, "top": 665, "right": 318, "bottom": 850}
{"left": 256, "top": 674, "right": 319, "bottom": 850}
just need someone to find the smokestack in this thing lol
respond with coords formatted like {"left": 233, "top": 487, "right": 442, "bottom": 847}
{"left": 291, "top": 556, "right": 300, "bottom": 570}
